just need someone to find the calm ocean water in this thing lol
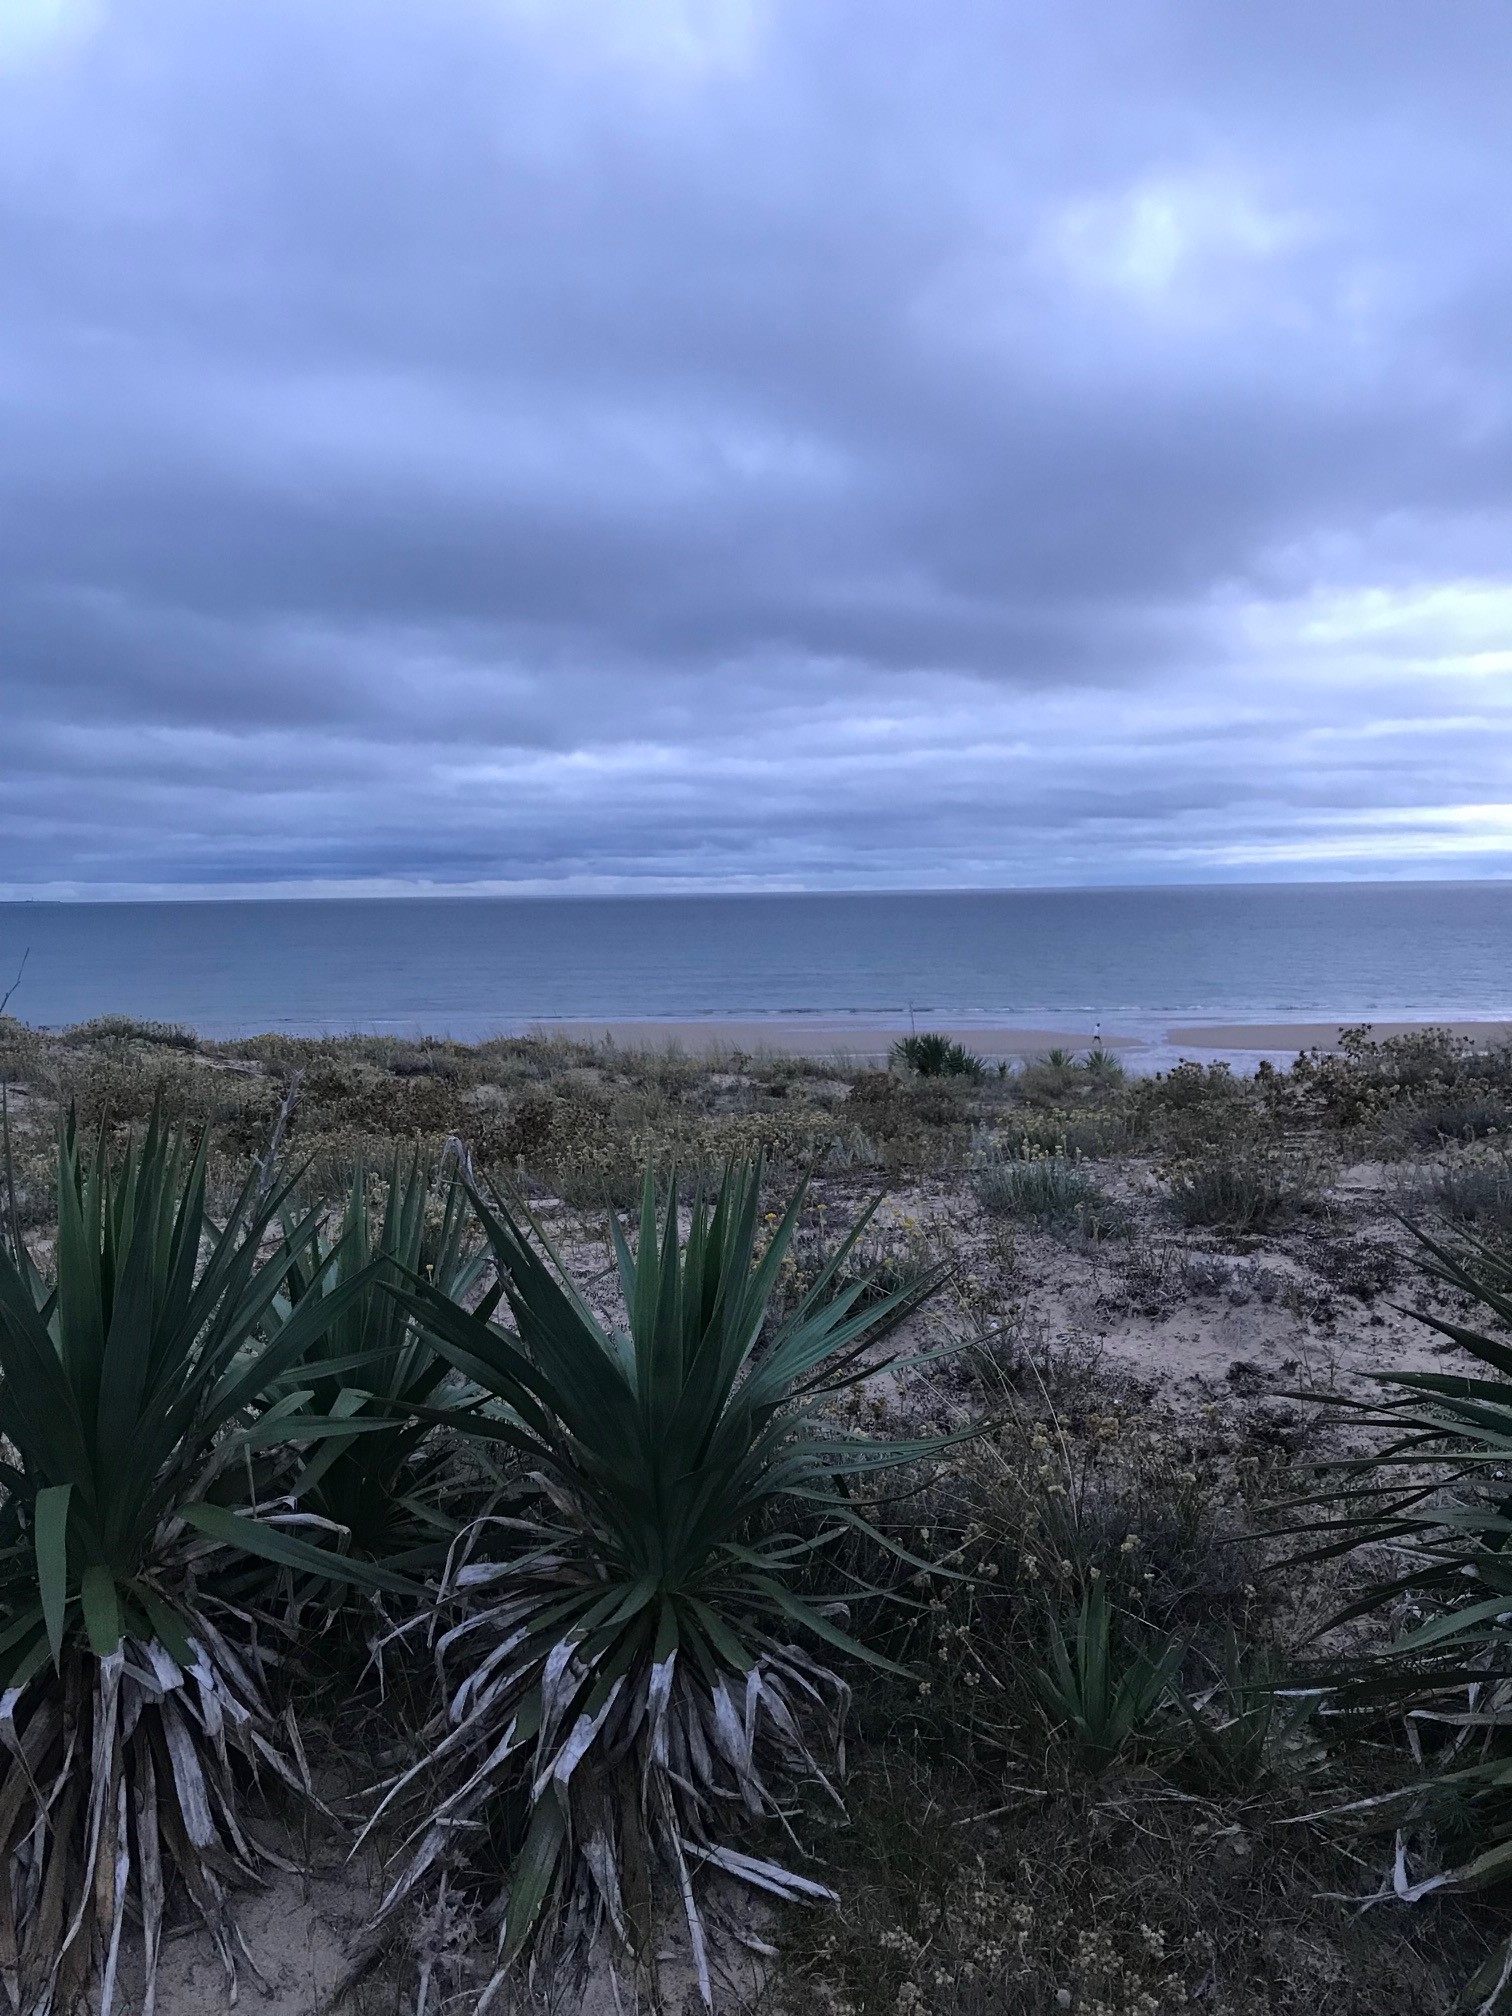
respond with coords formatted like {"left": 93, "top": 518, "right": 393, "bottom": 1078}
{"left": 0, "top": 885, "right": 1509, "bottom": 1043}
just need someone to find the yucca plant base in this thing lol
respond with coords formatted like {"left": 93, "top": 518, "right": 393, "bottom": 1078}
{"left": 365, "top": 1565, "right": 849, "bottom": 2007}
{"left": 0, "top": 1615, "right": 304, "bottom": 2016}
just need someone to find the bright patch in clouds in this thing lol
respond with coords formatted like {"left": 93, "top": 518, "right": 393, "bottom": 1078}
{"left": 1052, "top": 174, "right": 1302, "bottom": 301}
{"left": 483, "top": 0, "right": 766, "bottom": 75}
{"left": 1293, "top": 582, "right": 1512, "bottom": 669}
{"left": 0, "top": 0, "right": 98, "bottom": 66}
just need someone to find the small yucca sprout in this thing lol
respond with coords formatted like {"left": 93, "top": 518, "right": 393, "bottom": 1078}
{"left": 363, "top": 1158, "right": 950, "bottom": 2007}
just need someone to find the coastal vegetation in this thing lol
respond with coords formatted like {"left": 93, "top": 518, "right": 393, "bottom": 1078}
{"left": 0, "top": 1015, "right": 1511, "bottom": 2010}
{"left": 890, "top": 1033, "right": 985, "bottom": 1079}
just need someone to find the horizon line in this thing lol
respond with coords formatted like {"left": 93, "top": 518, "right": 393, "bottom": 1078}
{"left": 3, "top": 871, "right": 1512, "bottom": 907}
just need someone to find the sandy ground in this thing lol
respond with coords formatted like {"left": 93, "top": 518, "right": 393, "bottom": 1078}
{"left": 844, "top": 1167, "right": 1463, "bottom": 1453}
{"left": 150, "top": 1864, "right": 368, "bottom": 2016}
{"left": 530, "top": 1016, "right": 1512, "bottom": 1072}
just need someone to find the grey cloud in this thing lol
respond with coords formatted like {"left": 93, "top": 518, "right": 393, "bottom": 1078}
{"left": 1, "top": 0, "right": 1510, "bottom": 893}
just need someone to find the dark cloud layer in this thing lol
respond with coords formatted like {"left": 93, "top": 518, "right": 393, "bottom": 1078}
{"left": 2, "top": 0, "right": 1511, "bottom": 894}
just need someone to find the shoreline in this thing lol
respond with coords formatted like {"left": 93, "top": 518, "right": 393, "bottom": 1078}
{"left": 525, "top": 1015, "right": 1512, "bottom": 1073}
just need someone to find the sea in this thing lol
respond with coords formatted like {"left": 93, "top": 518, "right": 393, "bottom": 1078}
{"left": 0, "top": 884, "right": 1509, "bottom": 1053}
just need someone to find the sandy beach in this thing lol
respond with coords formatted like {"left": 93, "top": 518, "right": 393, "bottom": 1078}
{"left": 530, "top": 1015, "right": 1512, "bottom": 1070}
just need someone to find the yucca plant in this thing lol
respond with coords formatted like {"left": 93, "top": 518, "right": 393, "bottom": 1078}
{"left": 1083, "top": 1046, "right": 1124, "bottom": 1079}
{"left": 0, "top": 1106, "right": 406, "bottom": 2014}
{"left": 1031, "top": 1577, "right": 1184, "bottom": 1775}
{"left": 1279, "top": 1226, "right": 1512, "bottom": 2011}
{"left": 264, "top": 1157, "right": 489, "bottom": 1576}
{"left": 890, "top": 1032, "right": 983, "bottom": 1079}
{"left": 1172, "top": 1632, "right": 1309, "bottom": 1795}
{"left": 361, "top": 1159, "right": 948, "bottom": 2007}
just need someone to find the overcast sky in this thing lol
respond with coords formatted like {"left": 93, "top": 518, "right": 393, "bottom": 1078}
{"left": 2, "top": 0, "right": 1510, "bottom": 897}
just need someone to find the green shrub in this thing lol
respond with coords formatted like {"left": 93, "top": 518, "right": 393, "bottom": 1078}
{"left": 973, "top": 1149, "right": 1109, "bottom": 1231}
{"left": 1133, "top": 1059, "right": 1262, "bottom": 1156}
{"left": 1167, "top": 1145, "right": 1319, "bottom": 1232}
{"left": 1289, "top": 1024, "right": 1512, "bottom": 1138}
{"left": 848, "top": 1071, "right": 963, "bottom": 1127}
{"left": 62, "top": 1013, "right": 199, "bottom": 1050}
{"left": 1007, "top": 1049, "right": 1130, "bottom": 1108}
{"left": 1408, "top": 1148, "right": 1512, "bottom": 1244}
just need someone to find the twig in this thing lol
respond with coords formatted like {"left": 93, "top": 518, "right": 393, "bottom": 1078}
{"left": 952, "top": 1791, "right": 1049, "bottom": 1823}
{"left": 0, "top": 946, "right": 29, "bottom": 1020}
{"left": 257, "top": 1070, "right": 303, "bottom": 1203}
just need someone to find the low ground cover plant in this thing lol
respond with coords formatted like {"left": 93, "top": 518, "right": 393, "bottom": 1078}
{"left": 61, "top": 1014, "right": 200, "bottom": 1052}
{"left": 1405, "top": 1145, "right": 1512, "bottom": 1245}
{"left": 970, "top": 1140, "right": 1123, "bottom": 1237}
{"left": 776, "top": 1379, "right": 1461, "bottom": 2014}
{"left": 1166, "top": 1142, "right": 1322, "bottom": 1233}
